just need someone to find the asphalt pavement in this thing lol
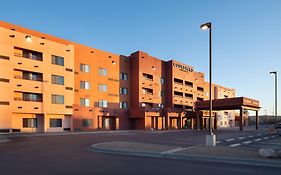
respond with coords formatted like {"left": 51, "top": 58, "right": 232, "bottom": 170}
{"left": 0, "top": 127, "right": 280, "bottom": 174}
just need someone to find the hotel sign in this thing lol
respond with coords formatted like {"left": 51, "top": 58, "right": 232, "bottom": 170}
{"left": 173, "top": 63, "right": 193, "bottom": 72}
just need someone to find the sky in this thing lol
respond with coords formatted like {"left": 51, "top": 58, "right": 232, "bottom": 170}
{"left": 1, "top": 0, "right": 280, "bottom": 115}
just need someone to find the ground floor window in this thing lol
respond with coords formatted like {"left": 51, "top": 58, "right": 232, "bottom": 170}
{"left": 82, "top": 119, "right": 93, "bottom": 127}
{"left": 50, "top": 118, "right": 62, "bottom": 127}
{"left": 23, "top": 118, "right": 37, "bottom": 128}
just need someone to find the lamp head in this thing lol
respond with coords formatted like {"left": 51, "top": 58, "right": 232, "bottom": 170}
{"left": 270, "top": 71, "right": 277, "bottom": 75}
{"left": 200, "top": 22, "right": 211, "bottom": 30}
{"left": 25, "top": 35, "right": 32, "bottom": 42}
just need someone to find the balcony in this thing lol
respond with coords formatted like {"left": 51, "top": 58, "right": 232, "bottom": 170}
{"left": 14, "top": 74, "right": 43, "bottom": 82}
{"left": 14, "top": 47, "right": 43, "bottom": 61}
{"left": 14, "top": 97, "right": 42, "bottom": 102}
{"left": 142, "top": 73, "right": 153, "bottom": 81}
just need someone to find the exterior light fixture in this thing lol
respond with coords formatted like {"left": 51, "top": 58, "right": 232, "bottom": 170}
{"left": 25, "top": 35, "right": 32, "bottom": 42}
{"left": 270, "top": 71, "right": 278, "bottom": 128}
{"left": 9, "top": 34, "right": 15, "bottom": 38}
{"left": 112, "top": 61, "right": 116, "bottom": 65}
{"left": 200, "top": 22, "right": 216, "bottom": 146}
{"left": 41, "top": 36, "right": 46, "bottom": 39}
{"left": 200, "top": 22, "right": 211, "bottom": 30}
{"left": 10, "top": 28, "right": 15, "bottom": 31}
{"left": 91, "top": 51, "right": 94, "bottom": 53}
{"left": 66, "top": 49, "right": 70, "bottom": 52}
{"left": 152, "top": 66, "right": 156, "bottom": 70}
{"left": 40, "top": 42, "right": 45, "bottom": 45}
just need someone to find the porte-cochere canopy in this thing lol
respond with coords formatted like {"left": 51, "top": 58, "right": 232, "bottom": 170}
{"left": 195, "top": 97, "right": 260, "bottom": 131}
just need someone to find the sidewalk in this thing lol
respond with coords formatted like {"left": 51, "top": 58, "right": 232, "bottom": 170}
{"left": 91, "top": 141, "right": 281, "bottom": 168}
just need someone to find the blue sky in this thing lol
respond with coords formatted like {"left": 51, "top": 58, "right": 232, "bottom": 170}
{"left": 1, "top": 0, "right": 280, "bottom": 115}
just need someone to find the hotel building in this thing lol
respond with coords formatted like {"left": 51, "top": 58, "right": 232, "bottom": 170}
{"left": 0, "top": 21, "right": 246, "bottom": 133}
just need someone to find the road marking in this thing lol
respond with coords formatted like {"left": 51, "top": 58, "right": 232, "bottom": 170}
{"left": 226, "top": 138, "right": 235, "bottom": 142}
{"left": 242, "top": 141, "right": 252, "bottom": 144}
{"left": 248, "top": 135, "right": 254, "bottom": 138}
{"left": 254, "top": 138, "right": 262, "bottom": 142}
{"left": 263, "top": 137, "right": 269, "bottom": 140}
{"left": 271, "top": 135, "right": 276, "bottom": 138}
{"left": 229, "top": 143, "right": 241, "bottom": 147}
{"left": 238, "top": 137, "right": 245, "bottom": 140}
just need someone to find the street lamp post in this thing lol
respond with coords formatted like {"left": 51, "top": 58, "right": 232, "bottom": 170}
{"left": 270, "top": 71, "right": 278, "bottom": 128}
{"left": 201, "top": 22, "right": 216, "bottom": 146}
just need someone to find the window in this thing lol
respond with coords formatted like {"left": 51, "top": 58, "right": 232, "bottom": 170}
{"left": 14, "top": 47, "right": 43, "bottom": 61}
{"left": 80, "top": 63, "right": 90, "bottom": 72}
{"left": 197, "top": 87, "right": 204, "bottom": 91}
{"left": 83, "top": 119, "right": 93, "bottom": 127}
{"left": 80, "top": 81, "right": 90, "bottom": 89}
{"left": 22, "top": 93, "right": 42, "bottom": 102}
{"left": 22, "top": 71, "right": 43, "bottom": 81}
{"left": 23, "top": 118, "right": 37, "bottom": 128}
{"left": 52, "top": 94, "right": 64, "bottom": 104}
{"left": 120, "top": 72, "right": 128, "bottom": 80}
{"left": 143, "top": 73, "right": 153, "bottom": 81}
{"left": 51, "top": 55, "right": 64, "bottom": 66}
{"left": 160, "top": 91, "right": 164, "bottom": 97}
{"left": 142, "top": 88, "right": 153, "bottom": 95}
{"left": 50, "top": 118, "right": 62, "bottom": 127}
{"left": 98, "top": 68, "right": 107, "bottom": 76}
{"left": 120, "top": 102, "right": 128, "bottom": 109}
{"left": 52, "top": 75, "right": 64, "bottom": 85}
{"left": 80, "top": 98, "right": 90, "bottom": 107}
{"left": 120, "top": 87, "right": 128, "bottom": 95}
{"left": 99, "top": 100, "right": 108, "bottom": 108}
{"left": 98, "top": 84, "right": 107, "bottom": 92}
{"left": 160, "top": 77, "right": 164, "bottom": 84}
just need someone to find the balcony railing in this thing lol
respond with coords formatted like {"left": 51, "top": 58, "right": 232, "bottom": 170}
{"left": 14, "top": 97, "right": 42, "bottom": 102}
{"left": 14, "top": 53, "right": 43, "bottom": 61}
{"left": 14, "top": 75, "right": 43, "bottom": 82}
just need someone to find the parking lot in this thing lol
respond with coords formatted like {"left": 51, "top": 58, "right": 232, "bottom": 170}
{"left": 0, "top": 127, "right": 280, "bottom": 175}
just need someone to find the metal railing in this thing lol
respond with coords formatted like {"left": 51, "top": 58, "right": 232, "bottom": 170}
{"left": 14, "top": 52, "right": 43, "bottom": 61}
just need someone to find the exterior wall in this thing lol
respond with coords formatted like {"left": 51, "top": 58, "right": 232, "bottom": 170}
{"left": 0, "top": 22, "right": 74, "bottom": 133}
{"left": 72, "top": 44, "right": 130, "bottom": 131}
{"left": 0, "top": 21, "right": 239, "bottom": 132}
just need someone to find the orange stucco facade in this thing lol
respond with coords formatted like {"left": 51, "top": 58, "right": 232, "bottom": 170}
{"left": 0, "top": 21, "right": 239, "bottom": 133}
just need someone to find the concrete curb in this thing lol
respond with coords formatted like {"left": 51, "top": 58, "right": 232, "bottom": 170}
{"left": 0, "top": 130, "right": 135, "bottom": 138}
{"left": 91, "top": 143, "right": 281, "bottom": 168}
{"left": 91, "top": 143, "right": 163, "bottom": 158}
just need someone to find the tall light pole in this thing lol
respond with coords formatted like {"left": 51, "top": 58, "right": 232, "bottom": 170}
{"left": 270, "top": 71, "right": 277, "bottom": 128}
{"left": 201, "top": 22, "right": 216, "bottom": 146}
